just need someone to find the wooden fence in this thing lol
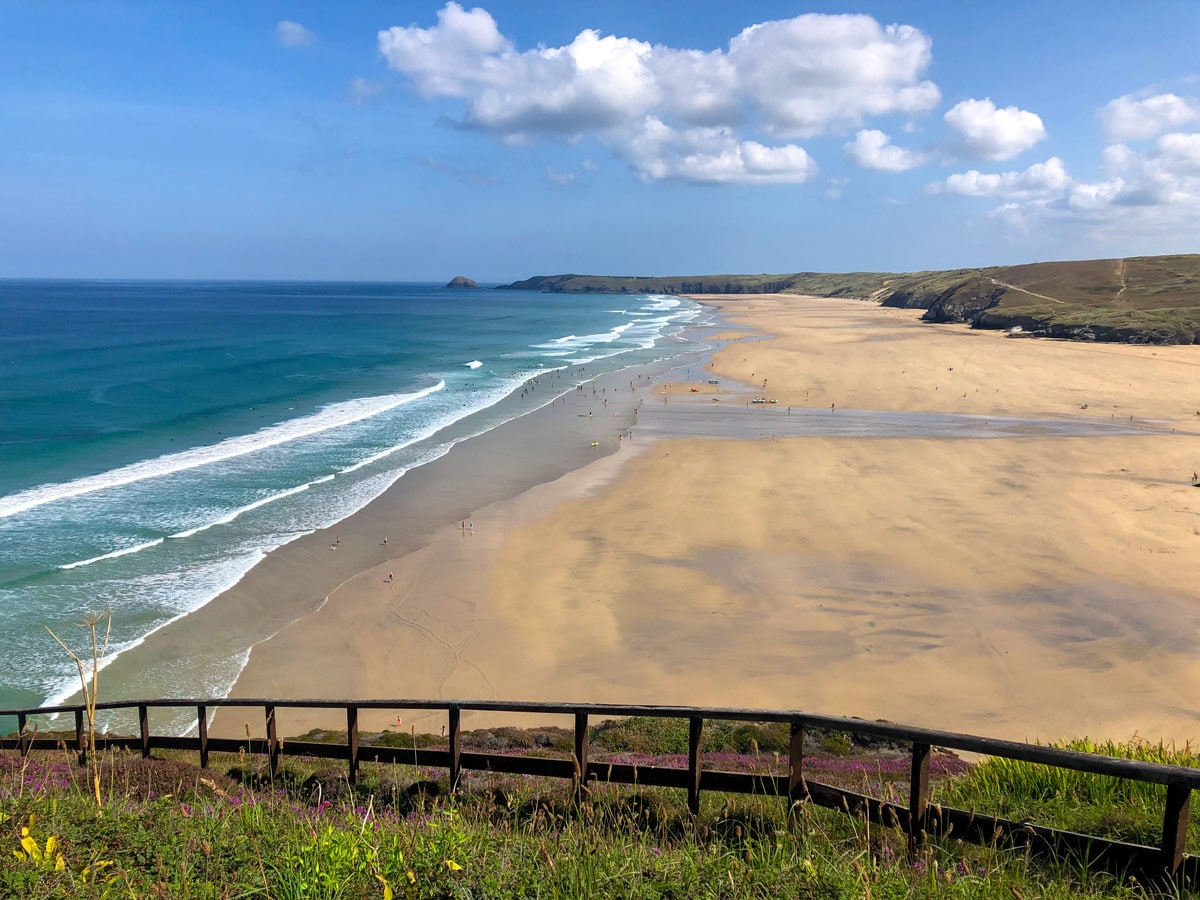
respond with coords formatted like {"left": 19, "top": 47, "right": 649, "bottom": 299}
{"left": 3, "top": 698, "right": 1198, "bottom": 885}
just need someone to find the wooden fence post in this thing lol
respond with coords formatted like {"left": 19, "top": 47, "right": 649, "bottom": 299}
{"left": 788, "top": 720, "right": 806, "bottom": 818}
{"left": 448, "top": 706, "right": 462, "bottom": 792}
{"left": 1160, "top": 783, "right": 1191, "bottom": 878}
{"left": 574, "top": 712, "right": 589, "bottom": 797}
{"left": 908, "top": 742, "right": 931, "bottom": 855}
{"left": 265, "top": 705, "right": 279, "bottom": 780}
{"left": 17, "top": 713, "right": 29, "bottom": 757}
{"left": 139, "top": 704, "right": 150, "bottom": 759}
{"left": 197, "top": 705, "right": 209, "bottom": 770}
{"left": 688, "top": 716, "right": 703, "bottom": 816}
{"left": 346, "top": 706, "right": 359, "bottom": 786}
{"left": 74, "top": 709, "right": 85, "bottom": 766}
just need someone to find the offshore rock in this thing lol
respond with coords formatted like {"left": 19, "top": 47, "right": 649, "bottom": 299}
{"left": 445, "top": 276, "right": 480, "bottom": 289}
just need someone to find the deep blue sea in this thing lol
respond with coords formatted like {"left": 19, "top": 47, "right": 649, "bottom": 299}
{"left": 0, "top": 280, "right": 708, "bottom": 715}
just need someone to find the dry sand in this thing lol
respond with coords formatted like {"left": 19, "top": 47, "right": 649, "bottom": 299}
{"left": 223, "top": 295, "right": 1200, "bottom": 746}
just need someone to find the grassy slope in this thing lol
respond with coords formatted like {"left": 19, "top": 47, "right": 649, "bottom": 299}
{"left": 4, "top": 723, "right": 1194, "bottom": 897}
{"left": 500, "top": 254, "right": 1200, "bottom": 344}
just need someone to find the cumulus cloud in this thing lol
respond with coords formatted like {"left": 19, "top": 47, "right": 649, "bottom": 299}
{"left": 1100, "top": 92, "right": 1200, "bottom": 141}
{"left": 843, "top": 129, "right": 926, "bottom": 171}
{"left": 724, "top": 15, "right": 940, "bottom": 138}
{"left": 621, "top": 117, "right": 816, "bottom": 184}
{"left": 377, "top": 3, "right": 939, "bottom": 183}
{"left": 937, "top": 134, "right": 1200, "bottom": 247}
{"left": 944, "top": 98, "right": 1046, "bottom": 161}
{"left": 937, "top": 157, "right": 1070, "bottom": 198}
{"left": 1154, "top": 132, "right": 1200, "bottom": 175}
{"left": 276, "top": 20, "right": 316, "bottom": 48}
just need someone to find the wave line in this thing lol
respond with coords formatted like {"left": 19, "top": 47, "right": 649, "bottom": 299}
{"left": 0, "top": 381, "right": 444, "bottom": 520}
{"left": 59, "top": 538, "right": 165, "bottom": 570}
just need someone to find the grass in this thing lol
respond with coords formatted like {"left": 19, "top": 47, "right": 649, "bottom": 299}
{"left": 0, "top": 725, "right": 1192, "bottom": 898}
{"left": 939, "top": 736, "right": 1200, "bottom": 852}
{"left": 499, "top": 254, "right": 1200, "bottom": 343}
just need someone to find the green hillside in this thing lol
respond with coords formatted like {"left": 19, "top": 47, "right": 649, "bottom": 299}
{"left": 500, "top": 254, "right": 1200, "bottom": 344}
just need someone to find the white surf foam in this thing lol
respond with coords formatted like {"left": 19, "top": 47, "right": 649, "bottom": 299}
{"left": 168, "top": 481, "right": 318, "bottom": 539}
{"left": 41, "top": 547, "right": 270, "bottom": 710}
{"left": 59, "top": 538, "right": 165, "bottom": 570}
{"left": 0, "top": 381, "right": 445, "bottom": 520}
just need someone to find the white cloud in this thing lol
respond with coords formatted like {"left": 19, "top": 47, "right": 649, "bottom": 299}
{"left": 843, "top": 129, "right": 926, "bottom": 171}
{"left": 620, "top": 117, "right": 816, "bottom": 185}
{"left": 1153, "top": 132, "right": 1200, "bottom": 175}
{"left": 938, "top": 157, "right": 1069, "bottom": 198}
{"left": 937, "top": 136, "right": 1200, "bottom": 248}
{"left": 377, "top": 3, "right": 939, "bottom": 183}
{"left": 276, "top": 20, "right": 316, "bottom": 48}
{"left": 1099, "top": 92, "right": 1200, "bottom": 141}
{"left": 944, "top": 98, "right": 1046, "bottom": 161}
{"left": 724, "top": 15, "right": 940, "bottom": 138}
{"left": 1064, "top": 134, "right": 1200, "bottom": 212}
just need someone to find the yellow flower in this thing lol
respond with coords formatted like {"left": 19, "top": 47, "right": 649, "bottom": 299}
{"left": 14, "top": 819, "right": 65, "bottom": 871}
{"left": 444, "top": 859, "right": 463, "bottom": 872}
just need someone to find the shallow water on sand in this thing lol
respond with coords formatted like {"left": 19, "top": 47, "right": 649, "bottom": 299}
{"left": 638, "top": 398, "right": 1168, "bottom": 441}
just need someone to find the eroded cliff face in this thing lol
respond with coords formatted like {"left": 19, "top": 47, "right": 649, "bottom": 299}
{"left": 878, "top": 277, "right": 1000, "bottom": 320}
{"left": 920, "top": 278, "right": 1007, "bottom": 324}
{"left": 889, "top": 278, "right": 1200, "bottom": 344}
{"left": 971, "top": 313, "right": 1200, "bottom": 344}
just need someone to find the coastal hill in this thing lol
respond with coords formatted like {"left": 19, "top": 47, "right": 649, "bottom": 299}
{"left": 500, "top": 255, "right": 1200, "bottom": 344}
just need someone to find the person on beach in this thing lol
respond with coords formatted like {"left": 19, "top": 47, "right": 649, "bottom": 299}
{"left": 387, "top": 572, "right": 394, "bottom": 583}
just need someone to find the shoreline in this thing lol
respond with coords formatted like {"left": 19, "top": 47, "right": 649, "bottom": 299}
{"left": 82, "top": 330, "right": 719, "bottom": 735}
{"left": 230, "top": 294, "right": 1200, "bottom": 745}
{"left": 86, "top": 294, "right": 1200, "bottom": 747}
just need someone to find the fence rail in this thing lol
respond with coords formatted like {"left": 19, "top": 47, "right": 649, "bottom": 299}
{"left": 3, "top": 697, "right": 1196, "bottom": 884}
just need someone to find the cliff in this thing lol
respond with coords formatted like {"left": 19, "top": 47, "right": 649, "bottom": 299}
{"left": 500, "top": 255, "right": 1200, "bottom": 345}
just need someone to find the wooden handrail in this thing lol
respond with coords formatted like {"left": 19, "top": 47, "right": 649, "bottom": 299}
{"left": 3, "top": 696, "right": 1196, "bottom": 883}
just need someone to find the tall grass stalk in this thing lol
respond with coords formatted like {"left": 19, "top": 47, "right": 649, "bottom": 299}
{"left": 44, "top": 609, "right": 111, "bottom": 810}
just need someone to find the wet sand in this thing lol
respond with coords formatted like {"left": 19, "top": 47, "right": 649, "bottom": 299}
{"left": 221, "top": 295, "right": 1200, "bottom": 745}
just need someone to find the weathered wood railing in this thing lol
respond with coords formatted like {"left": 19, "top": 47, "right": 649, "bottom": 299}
{"left": 3, "top": 698, "right": 1197, "bottom": 884}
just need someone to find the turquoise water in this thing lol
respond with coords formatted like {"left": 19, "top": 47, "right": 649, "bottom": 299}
{"left": 0, "top": 280, "right": 708, "bottom": 714}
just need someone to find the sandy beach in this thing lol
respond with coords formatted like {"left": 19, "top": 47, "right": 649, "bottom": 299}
{"left": 206, "top": 295, "right": 1200, "bottom": 745}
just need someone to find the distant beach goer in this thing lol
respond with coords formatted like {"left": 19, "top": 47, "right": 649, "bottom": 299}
{"left": 387, "top": 572, "right": 394, "bottom": 583}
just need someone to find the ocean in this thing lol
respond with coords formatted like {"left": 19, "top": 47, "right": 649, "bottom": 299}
{"left": 0, "top": 280, "right": 709, "bottom": 721}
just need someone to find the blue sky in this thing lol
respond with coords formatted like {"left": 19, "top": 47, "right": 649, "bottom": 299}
{"left": 2, "top": 2, "right": 1198, "bottom": 281}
